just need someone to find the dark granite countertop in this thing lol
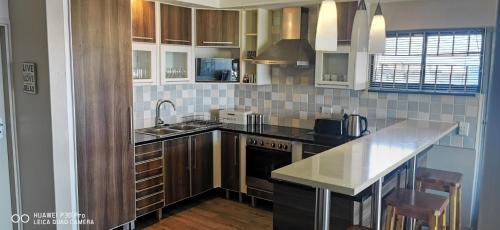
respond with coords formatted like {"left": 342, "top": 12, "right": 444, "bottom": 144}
{"left": 135, "top": 123, "right": 355, "bottom": 146}
{"left": 135, "top": 119, "right": 404, "bottom": 146}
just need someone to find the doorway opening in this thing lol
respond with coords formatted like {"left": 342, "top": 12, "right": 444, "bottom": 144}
{"left": 0, "top": 24, "right": 19, "bottom": 230}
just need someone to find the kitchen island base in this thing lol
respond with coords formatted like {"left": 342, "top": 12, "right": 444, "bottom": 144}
{"left": 273, "top": 181, "right": 363, "bottom": 230}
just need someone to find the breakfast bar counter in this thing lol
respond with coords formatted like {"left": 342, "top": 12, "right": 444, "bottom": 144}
{"left": 271, "top": 120, "right": 458, "bottom": 230}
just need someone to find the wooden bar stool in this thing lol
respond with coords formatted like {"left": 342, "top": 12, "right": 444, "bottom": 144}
{"left": 385, "top": 189, "right": 449, "bottom": 230}
{"left": 416, "top": 167, "right": 462, "bottom": 230}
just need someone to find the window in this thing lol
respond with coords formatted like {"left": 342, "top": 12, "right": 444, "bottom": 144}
{"left": 370, "top": 29, "right": 485, "bottom": 94}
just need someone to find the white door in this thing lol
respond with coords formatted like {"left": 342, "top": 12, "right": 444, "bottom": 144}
{"left": 0, "top": 26, "right": 13, "bottom": 230}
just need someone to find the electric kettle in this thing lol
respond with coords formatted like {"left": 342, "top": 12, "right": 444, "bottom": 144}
{"left": 346, "top": 114, "right": 368, "bottom": 137}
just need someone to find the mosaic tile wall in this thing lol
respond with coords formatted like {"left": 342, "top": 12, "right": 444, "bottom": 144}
{"left": 133, "top": 84, "right": 236, "bottom": 129}
{"left": 133, "top": 67, "right": 481, "bottom": 149}
{"left": 234, "top": 67, "right": 481, "bottom": 149}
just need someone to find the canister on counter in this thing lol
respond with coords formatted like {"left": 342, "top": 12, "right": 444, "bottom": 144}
{"left": 255, "top": 114, "right": 264, "bottom": 125}
{"left": 247, "top": 113, "right": 256, "bottom": 126}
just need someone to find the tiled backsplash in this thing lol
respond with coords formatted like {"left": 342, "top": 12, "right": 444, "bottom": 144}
{"left": 133, "top": 84, "right": 236, "bottom": 128}
{"left": 133, "top": 67, "right": 480, "bottom": 149}
{"left": 234, "top": 67, "right": 480, "bottom": 149}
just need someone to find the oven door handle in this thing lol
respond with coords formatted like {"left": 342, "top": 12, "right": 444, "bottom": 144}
{"left": 234, "top": 135, "right": 238, "bottom": 166}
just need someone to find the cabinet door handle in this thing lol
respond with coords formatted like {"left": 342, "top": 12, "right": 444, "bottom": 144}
{"left": 133, "top": 36, "right": 154, "bottom": 40}
{"left": 187, "top": 137, "right": 192, "bottom": 171}
{"left": 202, "top": 41, "right": 233, "bottom": 45}
{"left": 234, "top": 135, "right": 238, "bottom": 166}
{"left": 193, "top": 137, "right": 197, "bottom": 169}
{"left": 128, "top": 106, "right": 133, "bottom": 144}
{"left": 164, "top": 38, "right": 191, "bottom": 43}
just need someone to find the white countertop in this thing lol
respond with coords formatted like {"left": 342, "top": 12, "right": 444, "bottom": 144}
{"left": 271, "top": 120, "right": 458, "bottom": 196}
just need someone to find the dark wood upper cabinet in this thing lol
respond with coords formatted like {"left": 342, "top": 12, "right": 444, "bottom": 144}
{"left": 71, "top": 0, "right": 135, "bottom": 228}
{"left": 191, "top": 132, "right": 214, "bottom": 195}
{"left": 337, "top": 1, "right": 358, "bottom": 45}
{"left": 132, "top": 0, "right": 156, "bottom": 42}
{"left": 221, "top": 10, "right": 240, "bottom": 46}
{"left": 221, "top": 132, "right": 240, "bottom": 192}
{"left": 164, "top": 137, "right": 191, "bottom": 205}
{"left": 196, "top": 9, "right": 239, "bottom": 47}
{"left": 161, "top": 4, "right": 192, "bottom": 45}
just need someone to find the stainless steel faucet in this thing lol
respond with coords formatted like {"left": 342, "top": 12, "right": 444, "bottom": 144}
{"left": 155, "top": 99, "right": 176, "bottom": 128}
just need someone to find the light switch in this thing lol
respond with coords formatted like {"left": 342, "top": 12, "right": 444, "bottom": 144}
{"left": 0, "top": 118, "right": 4, "bottom": 139}
{"left": 458, "top": 122, "right": 470, "bottom": 136}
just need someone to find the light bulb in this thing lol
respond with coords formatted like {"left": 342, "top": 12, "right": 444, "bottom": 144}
{"left": 316, "top": 0, "right": 338, "bottom": 51}
{"left": 369, "top": 3, "right": 386, "bottom": 54}
{"left": 351, "top": 0, "right": 369, "bottom": 52}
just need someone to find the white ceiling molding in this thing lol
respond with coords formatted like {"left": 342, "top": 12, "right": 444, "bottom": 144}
{"left": 160, "top": 0, "right": 423, "bottom": 9}
{"left": 158, "top": 0, "right": 219, "bottom": 8}
{"left": 219, "top": 0, "right": 320, "bottom": 8}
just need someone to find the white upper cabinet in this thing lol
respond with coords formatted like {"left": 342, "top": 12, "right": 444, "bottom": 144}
{"left": 132, "top": 42, "right": 158, "bottom": 85}
{"left": 315, "top": 46, "right": 369, "bottom": 90}
{"left": 160, "top": 44, "right": 193, "bottom": 84}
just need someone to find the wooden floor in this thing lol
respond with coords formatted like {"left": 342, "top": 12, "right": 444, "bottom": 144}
{"left": 144, "top": 198, "right": 273, "bottom": 230}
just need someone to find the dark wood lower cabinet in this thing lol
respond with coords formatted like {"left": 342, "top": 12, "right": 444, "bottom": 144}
{"left": 273, "top": 182, "right": 354, "bottom": 230}
{"left": 221, "top": 132, "right": 240, "bottom": 191}
{"left": 302, "top": 143, "right": 332, "bottom": 159}
{"left": 164, "top": 136, "right": 191, "bottom": 205}
{"left": 273, "top": 170, "right": 403, "bottom": 230}
{"left": 191, "top": 132, "right": 214, "bottom": 195}
{"left": 135, "top": 143, "right": 164, "bottom": 217}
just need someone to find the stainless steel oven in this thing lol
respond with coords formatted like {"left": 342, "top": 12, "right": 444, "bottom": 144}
{"left": 246, "top": 136, "right": 292, "bottom": 201}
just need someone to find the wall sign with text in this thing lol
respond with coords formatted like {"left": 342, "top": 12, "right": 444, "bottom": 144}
{"left": 22, "top": 62, "right": 37, "bottom": 94}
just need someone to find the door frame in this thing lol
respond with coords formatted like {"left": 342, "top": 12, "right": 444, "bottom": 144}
{"left": 45, "top": 0, "right": 80, "bottom": 229}
{"left": 0, "top": 22, "right": 22, "bottom": 230}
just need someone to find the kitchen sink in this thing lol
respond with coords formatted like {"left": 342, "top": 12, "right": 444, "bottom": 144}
{"left": 167, "top": 125, "right": 201, "bottom": 131}
{"left": 136, "top": 127, "right": 180, "bottom": 137}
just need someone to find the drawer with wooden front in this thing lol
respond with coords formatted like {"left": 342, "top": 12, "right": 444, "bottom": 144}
{"left": 135, "top": 142, "right": 163, "bottom": 162}
{"left": 135, "top": 142, "right": 163, "bottom": 180}
{"left": 136, "top": 175, "right": 164, "bottom": 198}
{"left": 135, "top": 142, "right": 165, "bottom": 217}
{"left": 136, "top": 187, "right": 164, "bottom": 217}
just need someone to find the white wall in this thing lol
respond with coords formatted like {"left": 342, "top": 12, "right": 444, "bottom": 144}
{"left": 425, "top": 146, "right": 477, "bottom": 228}
{"left": 478, "top": 1, "right": 500, "bottom": 229}
{"left": 8, "top": 0, "right": 56, "bottom": 229}
{"left": 381, "top": 0, "right": 498, "bottom": 30}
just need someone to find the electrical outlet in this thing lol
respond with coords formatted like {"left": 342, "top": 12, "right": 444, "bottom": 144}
{"left": 459, "top": 122, "right": 470, "bottom": 136}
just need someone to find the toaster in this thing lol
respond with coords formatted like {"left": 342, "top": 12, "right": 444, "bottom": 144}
{"left": 313, "top": 117, "right": 347, "bottom": 136}
{"left": 219, "top": 109, "right": 253, "bottom": 125}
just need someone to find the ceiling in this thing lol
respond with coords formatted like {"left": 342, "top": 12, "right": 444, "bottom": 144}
{"left": 159, "top": 0, "right": 427, "bottom": 9}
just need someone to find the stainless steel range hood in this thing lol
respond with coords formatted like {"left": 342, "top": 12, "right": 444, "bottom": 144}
{"left": 253, "top": 7, "right": 315, "bottom": 67}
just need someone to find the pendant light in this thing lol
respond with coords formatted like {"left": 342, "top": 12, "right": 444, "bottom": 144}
{"left": 316, "top": 0, "right": 338, "bottom": 51}
{"left": 369, "top": 2, "right": 386, "bottom": 54}
{"left": 351, "top": 0, "right": 369, "bottom": 52}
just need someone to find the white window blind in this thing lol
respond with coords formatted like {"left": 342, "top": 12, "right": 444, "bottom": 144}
{"left": 370, "top": 29, "right": 484, "bottom": 94}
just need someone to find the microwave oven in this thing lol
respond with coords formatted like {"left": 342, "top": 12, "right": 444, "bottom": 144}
{"left": 195, "top": 58, "right": 240, "bottom": 83}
